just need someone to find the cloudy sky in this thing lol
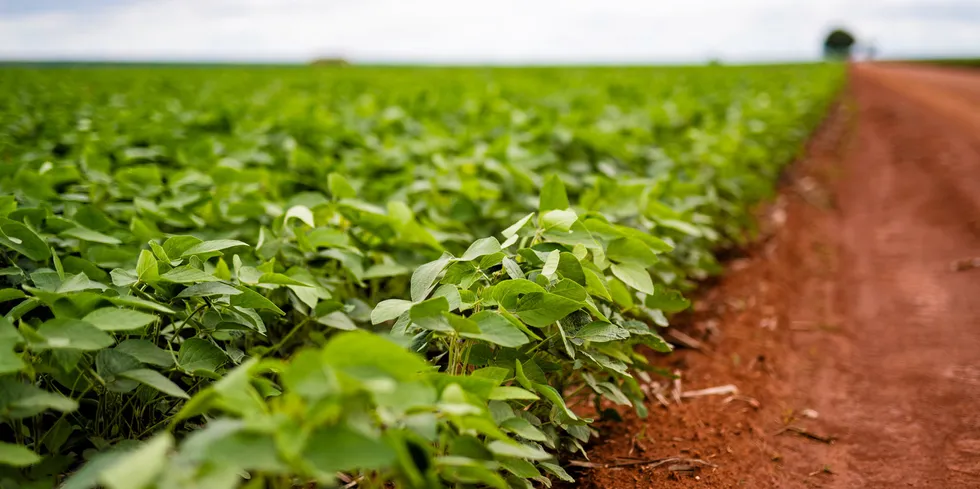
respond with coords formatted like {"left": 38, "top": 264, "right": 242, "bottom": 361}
{"left": 1, "top": 0, "right": 978, "bottom": 63}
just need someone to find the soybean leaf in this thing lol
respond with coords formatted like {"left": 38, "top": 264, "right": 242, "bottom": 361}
{"left": 514, "top": 292, "right": 583, "bottom": 328}
{"left": 460, "top": 237, "right": 502, "bottom": 262}
{"left": 0, "top": 442, "right": 41, "bottom": 467}
{"left": 304, "top": 425, "right": 396, "bottom": 475}
{"left": 486, "top": 441, "right": 550, "bottom": 460}
{"left": 83, "top": 307, "right": 157, "bottom": 332}
{"left": 108, "top": 296, "right": 175, "bottom": 315}
{"left": 0, "top": 218, "right": 50, "bottom": 261}
{"left": 462, "top": 310, "right": 529, "bottom": 348}
{"left": 35, "top": 318, "right": 114, "bottom": 351}
{"left": 98, "top": 433, "right": 173, "bottom": 489}
{"left": 371, "top": 299, "right": 414, "bottom": 324}
{"left": 411, "top": 255, "right": 454, "bottom": 302}
{"left": 573, "top": 321, "right": 630, "bottom": 342}
{"left": 115, "top": 339, "right": 174, "bottom": 367}
{"left": 119, "top": 369, "right": 189, "bottom": 399}
{"left": 178, "top": 338, "right": 228, "bottom": 374}
{"left": 160, "top": 266, "right": 220, "bottom": 284}
{"left": 177, "top": 282, "right": 243, "bottom": 298}
{"left": 610, "top": 263, "right": 654, "bottom": 295}
{"left": 502, "top": 213, "right": 534, "bottom": 238}
{"left": 181, "top": 240, "right": 249, "bottom": 258}
{"left": 606, "top": 237, "right": 658, "bottom": 267}
{"left": 283, "top": 205, "right": 316, "bottom": 228}
{"left": 230, "top": 286, "right": 285, "bottom": 315}
{"left": 162, "top": 235, "right": 203, "bottom": 259}
{"left": 328, "top": 172, "right": 357, "bottom": 199}
{"left": 488, "top": 386, "right": 539, "bottom": 401}
{"left": 539, "top": 174, "right": 570, "bottom": 212}
{"left": 410, "top": 297, "right": 453, "bottom": 332}
{"left": 644, "top": 286, "right": 691, "bottom": 313}
{"left": 61, "top": 226, "right": 121, "bottom": 245}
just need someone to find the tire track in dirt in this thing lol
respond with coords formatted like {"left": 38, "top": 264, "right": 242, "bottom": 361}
{"left": 576, "top": 64, "right": 980, "bottom": 488}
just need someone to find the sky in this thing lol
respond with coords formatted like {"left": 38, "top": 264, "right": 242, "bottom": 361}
{"left": 1, "top": 0, "right": 978, "bottom": 63}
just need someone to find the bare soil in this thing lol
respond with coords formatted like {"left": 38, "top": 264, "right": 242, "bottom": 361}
{"left": 573, "top": 64, "right": 980, "bottom": 488}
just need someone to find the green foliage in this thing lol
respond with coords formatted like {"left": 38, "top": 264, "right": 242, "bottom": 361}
{"left": 0, "top": 63, "right": 843, "bottom": 488}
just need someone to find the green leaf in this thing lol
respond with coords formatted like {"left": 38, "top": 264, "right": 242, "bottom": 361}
{"left": 610, "top": 263, "right": 654, "bottom": 295}
{"left": 115, "top": 339, "right": 174, "bottom": 367}
{"left": 0, "top": 378, "right": 78, "bottom": 419}
{"left": 0, "top": 218, "right": 50, "bottom": 261}
{"left": 119, "top": 369, "right": 189, "bottom": 398}
{"left": 533, "top": 382, "right": 578, "bottom": 420}
{"left": 486, "top": 440, "right": 551, "bottom": 460}
{"left": 61, "top": 226, "right": 121, "bottom": 245}
{"left": 35, "top": 318, "right": 114, "bottom": 351}
{"left": 160, "top": 266, "right": 220, "bottom": 284}
{"left": 176, "top": 282, "right": 243, "bottom": 298}
{"left": 541, "top": 250, "right": 560, "bottom": 279}
{"left": 229, "top": 286, "right": 285, "bottom": 315}
{"left": 607, "top": 277, "right": 634, "bottom": 309}
{"left": 573, "top": 321, "right": 630, "bottom": 342}
{"left": 460, "top": 237, "right": 502, "bottom": 262}
{"left": 181, "top": 239, "right": 249, "bottom": 257}
{"left": 410, "top": 296, "right": 453, "bottom": 332}
{"left": 371, "top": 299, "right": 414, "bottom": 324}
{"left": 556, "top": 252, "right": 586, "bottom": 285}
{"left": 411, "top": 255, "right": 454, "bottom": 302}
{"left": 0, "top": 441, "right": 41, "bottom": 467}
{"left": 490, "top": 279, "right": 547, "bottom": 306}
{"left": 501, "top": 417, "right": 547, "bottom": 442}
{"left": 539, "top": 209, "right": 577, "bottom": 233}
{"left": 56, "top": 272, "right": 108, "bottom": 293}
{"left": 322, "top": 331, "right": 429, "bottom": 381}
{"left": 0, "top": 288, "right": 26, "bottom": 303}
{"left": 283, "top": 205, "right": 316, "bottom": 228}
{"left": 178, "top": 338, "right": 227, "bottom": 374}
{"left": 501, "top": 257, "right": 525, "bottom": 280}
{"left": 0, "top": 316, "right": 24, "bottom": 374}
{"left": 645, "top": 286, "right": 691, "bottom": 313}
{"left": 539, "top": 174, "right": 570, "bottom": 211}
{"left": 463, "top": 310, "right": 529, "bottom": 347}
{"left": 514, "top": 292, "right": 583, "bottom": 328}
{"left": 316, "top": 311, "right": 358, "bottom": 331}
{"left": 98, "top": 433, "right": 173, "bottom": 489}
{"left": 136, "top": 249, "right": 159, "bottom": 283}
{"left": 583, "top": 267, "right": 613, "bottom": 301}
{"left": 96, "top": 349, "right": 143, "bottom": 392}
{"left": 540, "top": 462, "right": 575, "bottom": 482}
{"left": 108, "top": 296, "right": 175, "bottom": 314}
{"left": 607, "top": 237, "right": 658, "bottom": 267}
{"left": 502, "top": 213, "right": 534, "bottom": 238}
{"left": 304, "top": 425, "right": 396, "bottom": 475}
{"left": 488, "top": 386, "right": 539, "bottom": 401}
{"left": 162, "top": 235, "right": 202, "bottom": 259}
{"left": 328, "top": 172, "right": 357, "bottom": 199}
{"left": 83, "top": 307, "right": 157, "bottom": 331}
{"left": 257, "top": 272, "right": 310, "bottom": 286}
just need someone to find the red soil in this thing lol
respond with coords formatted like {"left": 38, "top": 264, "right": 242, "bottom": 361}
{"left": 575, "top": 64, "right": 980, "bottom": 488}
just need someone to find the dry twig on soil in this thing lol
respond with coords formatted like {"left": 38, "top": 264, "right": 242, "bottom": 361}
{"left": 950, "top": 257, "right": 980, "bottom": 272}
{"left": 776, "top": 425, "right": 836, "bottom": 444}
{"left": 569, "top": 457, "right": 718, "bottom": 470}
{"left": 681, "top": 384, "right": 739, "bottom": 399}
{"left": 666, "top": 329, "right": 705, "bottom": 351}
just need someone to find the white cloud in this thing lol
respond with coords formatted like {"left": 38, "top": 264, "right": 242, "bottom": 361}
{"left": 0, "top": 0, "right": 977, "bottom": 62}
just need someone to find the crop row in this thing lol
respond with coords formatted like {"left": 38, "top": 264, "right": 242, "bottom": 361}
{"left": 0, "top": 65, "right": 844, "bottom": 488}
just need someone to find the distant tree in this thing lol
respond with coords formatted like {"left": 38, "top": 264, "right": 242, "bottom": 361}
{"left": 823, "top": 29, "right": 856, "bottom": 59}
{"left": 311, "top": 57, "right": 350, "bottom": 67}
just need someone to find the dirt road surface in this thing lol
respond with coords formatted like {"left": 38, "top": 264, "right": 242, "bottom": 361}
{"left": 576, "top": 64, "right": 980, "bottom": 488}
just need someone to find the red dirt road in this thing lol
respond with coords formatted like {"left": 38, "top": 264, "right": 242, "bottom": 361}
{"left": 578, "top": 64, "right": 980, "bottom": 488}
